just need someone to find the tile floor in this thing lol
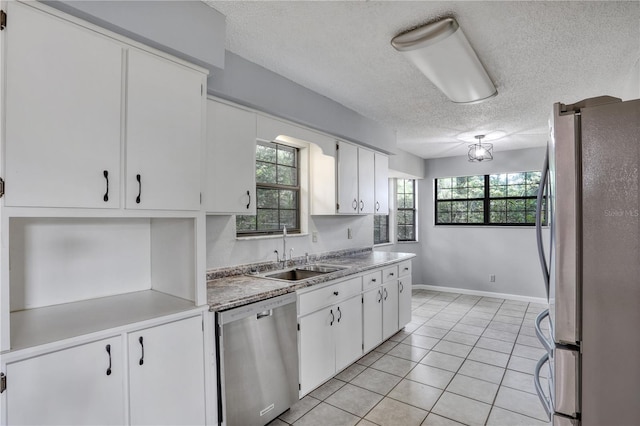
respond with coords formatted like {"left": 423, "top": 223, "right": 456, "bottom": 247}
{"left": 270, "top": 289, "right": 552, "bottom": 426}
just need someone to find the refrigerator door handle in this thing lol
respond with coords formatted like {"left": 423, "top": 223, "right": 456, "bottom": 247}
{"left": 535, "top": 309, "right": 553, "bottom": 354}
{"left": 536, "top": 148, "right": 550, "bottom": 299}
{"left": 534, "top": 352, "right": 552, "bottom": 421}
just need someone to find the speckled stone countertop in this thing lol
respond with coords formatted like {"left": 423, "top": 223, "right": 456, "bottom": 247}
{"left": 207, "top": 249, "right": 416, "bottom": 312}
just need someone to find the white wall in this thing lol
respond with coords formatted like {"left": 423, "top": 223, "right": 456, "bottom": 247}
{"left": 418, "top": 147, "right": 548, "bottom": 299}
{"left": 206, "top": 215, "right": 373, "bottom": 269}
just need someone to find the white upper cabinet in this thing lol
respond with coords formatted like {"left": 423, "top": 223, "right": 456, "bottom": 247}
{"left": 374, "top": 153, "right": 389, "bottom": 214}
{"left": 358, "top": 148, "right": 375, "bottom": 214}
{"left": 205, "top": 100, "right": 257, "bottom": 214}
{"left": 4, "top": 2, "right": 123, "bottom": 208}
{"left": 125, "top": 50, "right": 204, "bottom": 211}
{"left": 337, "top": 141, "right": 359, "bottom": 213}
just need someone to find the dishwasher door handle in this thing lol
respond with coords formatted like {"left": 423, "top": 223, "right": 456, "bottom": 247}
{"left": 256, "top": 310, "right": 273, "bottom": 319}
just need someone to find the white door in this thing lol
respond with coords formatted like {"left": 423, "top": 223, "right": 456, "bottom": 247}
{"left": 126, "top": 49, "right": 203, "bottom": 211}
{"left": 382, "top": 281, "right": 399, "bottom": 340}
{"left": 128, "top": 316, "right": 206, "bottom": 426}
{"left": 334, "top": 295, "right": 363, "bottom": 372}
{"left": 4, "top": 2, "right": 122, "bottom": 208}
{"left": 299, "top": 308, "right": 335, "bottom": 395}
{"left": 362, "top": 287, "right": 383, "bottom": 353}
{"left": 398, "top": 278, "right": 412, "bottom": 329}
{"left": 6, "top": 337, "right": 125, "bottom": 425}
{"left": 357, "top": 148, "right": 375, "bottom": 214}
{"left": 205, "top": 101, "right": 257, "bottom": 214}
{"left": 374, "top": 153, "right": 389, "bottom": 214}
{"left": 336, "top": 141, "right": 359, "bottom": 214}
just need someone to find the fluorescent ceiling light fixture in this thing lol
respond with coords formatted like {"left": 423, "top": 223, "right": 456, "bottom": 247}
{"left": 391, "top": 17, "right": 497, "bottom": 104}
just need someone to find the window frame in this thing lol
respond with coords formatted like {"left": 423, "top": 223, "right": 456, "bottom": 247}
{"left": 435, "top": 171, "right": 547, "bottom": 227}
{"left": 236, "top": 141, "right": 301, "bottom": 236}
{"left": 373, "top": 214, "right": 390, "bottom": 245}
{"left": 396, "top": 178, "right": 417, "bottom": 242}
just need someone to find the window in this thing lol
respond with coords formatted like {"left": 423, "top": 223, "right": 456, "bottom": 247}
{"left": 373, "top": 215, "right": 389, "bottom": 244}
{"left": 397, "top": 179, "right": 417, "bottom": 241}
{"left": 435, "top": 171, "right": 547, "bottom": 226}
{"left": 237, "top": 141, "right": 300, "bottom": 235}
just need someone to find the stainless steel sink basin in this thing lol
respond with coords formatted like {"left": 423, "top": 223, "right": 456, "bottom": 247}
{"left": 262, "top": 264, "right": 348, "bottom": 281}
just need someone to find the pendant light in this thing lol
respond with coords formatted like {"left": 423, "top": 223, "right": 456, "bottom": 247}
{"left": 468, "top": 135, "right": 493, "bottom": 162}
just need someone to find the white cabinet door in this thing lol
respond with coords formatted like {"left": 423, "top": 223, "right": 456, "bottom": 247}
{"left": 362, "top": 287, "right": 383, "bottom": 353}
{"left": 358, "top": 149, "right": 375, "bottom": 214}
{"left": 205, "top": 101, "right": 256, "bottom": 214}
{"left": 374, "top": 153, "right": 389, "bottom": 215}
{"left": 382, "top": 281, "right": 399, "bottom": 340}
{"left": 336, "top": 141, "right": 359, "bottom": 214}
{"left": 334, "top": 295, "right": 363, "bottom": 371}
{"left": 126, "top": 49, "right": 203, "bottom": 211}
{"left": 128, "top": 316, "right": 206, "bottom": 426}
{"left": 4, "top": 2, "right": 122, "bottom": 208}
{"left": 299, "top": 308, "right": 335, "bottom": 395}
{"left": 6, "top": 337, "right": 125, "bottom": 425}
{"left": 398, "top": 278, "right": 412, "bottom": 329}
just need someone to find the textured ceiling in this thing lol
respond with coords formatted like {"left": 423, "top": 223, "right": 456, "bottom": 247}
{"left": 203, "top": 1, "right": 640, "bottom": 159}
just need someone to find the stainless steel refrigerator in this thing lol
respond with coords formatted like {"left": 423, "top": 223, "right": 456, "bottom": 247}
{"left": 534, "top": 96, "right": 640, "bottom": 426}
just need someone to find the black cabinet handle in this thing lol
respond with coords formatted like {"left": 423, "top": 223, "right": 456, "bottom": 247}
{"left": 377, "top": 289, "right": 382, "bottom": 303}
{"left": 360, "top": 200, "right": 364, "bottom": 211}
{"left": 246, "top": 190, "right": 251, "bottom": 209}
{"left": 384, "top": 288, "right": 388, "bottom": 301}
{"left": 105, "top": 344, "right": 112, "bottom": 376}
{"left": 138, "top": 336, "right": 144, "bottom": 365}
{"left": 136, "top": 174, "right": 141, "bottom": 204}
{"left": 389, "top": 272, "right": 395, "bottom": 277}
{"left": 352, "top": 198, "right": 358, "bottom": 210}
{"left": 103, "top": 170, "right": 109, "bottom": 202}
{"left": 371, "top": 278, "right": 377, "bottom": 282}
{"left": 399, "top": 281, "right": 404, "bottom": 293}
{"left": 376, "top": 201, "right": 380, "bottom": 212}
{"left": 330, "top": 309, "right": 335, "bottom": 326}
{"left": 404, "top": 267, "right": 410, "bottom": 271}
{"left": 333, "top": 291, "right": 339, "bottom": 296}
{"left": 337, "top": 306, "right": 342, "bottom": 322}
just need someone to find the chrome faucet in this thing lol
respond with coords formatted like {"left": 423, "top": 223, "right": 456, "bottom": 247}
{"left": 274, "top": 226, "right": 291, "bottom": 268}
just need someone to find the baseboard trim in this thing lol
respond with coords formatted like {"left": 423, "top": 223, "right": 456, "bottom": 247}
{"left": 413, "top": 284, "right": 548, "bottom": 305}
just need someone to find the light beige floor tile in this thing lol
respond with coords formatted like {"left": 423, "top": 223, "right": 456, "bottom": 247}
{"left": 488, "top": 321, "right": 521, "bottom": 334}
{"left": 494, "top": 386, "right": 550, "bottom": 422}
{"left": 371, "top": 354, "right": 417, "bottom": 377}
{"left": 446, "top": 374, "right": 499, "bottom": 404}
{"left": 512, "top": 343, "right": 546, "bottom": 360}
{"left": 336, "top": 363, "right": 367, "bottom": 382}
{"left": 413, "top": 325, "right": 448, "bottom": 339}
{"left": 373, "top": 340, "right": 399, "bottom": 353}
{"left": 468, "top": 347, "right": 510, "bottom": 368}
{"left": 458, "top": 359, "right": 505, "bottom": 384}
{"left": 483, "top": 328, "right": 518, "bottom": 343}
{"left": 405, "top": 364, "right": 454, "bottom": 389}
{"left": 465, "top": 310, "right": 495, "bottom": 320}
{"left": 388, "top": 330, "right": 412, "bottom": 342}
{"left": 458, "top": 316, "right": 491, "bottom": 328}
{"left": 388, "top": 379, "right": 443, "bottom": 411}
{"left": 451, "top": 323, "right": 486, "bottom": 336}
{"left": 279, "top": 396, "right": 321, "bottom": 424}
{"left": 350, "top": 367, "right": 402, "bottom": 395}
{"left": 475, "top": 336, "right": 515, "bottom": 354}
{"left": 293, "top": 402, "right": 359, "bottom": 426}
{"left": 508, "top": 355, "right": 547, "bottom": 377}
{"left": 516, "top": 334, "right": 544, "bottom": 348}
{"left": 432, "top": 340, "right": 473, "bottom": 358}
{"left": 268, "top": 418, "right": 288, "bottom": 426}
{"left": 420, "top": 351, "right": 465, "bottom": 372}
{"left": 364, "top": 397, "right": 427, "bottom": 426}
{"left": 433, "top": 312, "right": 464, "bottom": 323}
{"left": 425, "top": 319, "right": 457, "bottom": 330}
{"left": 432, "top": 391, "right": 492, "bottom": 425}
{"left": 357, "top": 351, "right": 384, "bottom": 366}
{"left": 443, "top": 330, "right": 480, "bottom": 346}
{"left": 501, "top": 369, "right": 547, "bottom": 395}
{"left": 493, "top": 315, "right": 523, "bottom": 325}
{"left": 386, "top": 343, "right": 429, "bottom": 362}
{"left": 325, "top": 383, "right": 384, "bottom": 417}
{"left": 486, "top": 406, "right": 551, "bottom": 425}
{"left": 309, "top": 378, "right": 346, "bottom": 400}
{"left": 355, "top": 419, "right": 378, "bottom": 426}
{"left": 402, "top": 334, "right": 440, "bottom": 350}
{"left": 421, "top": 413, "right": 465, "bottom": 425}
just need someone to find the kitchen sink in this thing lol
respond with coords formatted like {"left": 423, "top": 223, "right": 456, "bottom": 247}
{"left": 262, "top": 264, "right": 348, "bottom": 281}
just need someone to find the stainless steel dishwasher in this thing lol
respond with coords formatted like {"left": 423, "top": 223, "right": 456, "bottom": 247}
{"left": 216, "top": 293, "right": 299, "bottom": 426}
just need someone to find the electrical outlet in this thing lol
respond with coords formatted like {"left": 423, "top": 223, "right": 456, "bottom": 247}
{"left": 312, "top": 231, "right": 318, "bottom": 243}
{"left": 490, "top": 274, "right": 496, "bottom": 282}
{"left": 347, "top": 228, "right": 353, "bottom": 239}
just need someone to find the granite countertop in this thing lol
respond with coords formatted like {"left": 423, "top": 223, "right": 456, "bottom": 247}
{"left": 206, "top": 249, "right": 416, "bottom": 312}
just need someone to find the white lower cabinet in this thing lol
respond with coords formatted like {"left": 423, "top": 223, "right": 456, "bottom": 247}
{"left": 6, "top": 337, "right": 125, "bottom": 425}
{"left": 363, "top": 287, "right": 383, "bottom": 353}
{"left": 398, "top": 260, "right": 413, "bottom": 329}
{"left": 3, "top": 315, "right": 205, "bottom": 426}
{"left": 128, "top": 316, "right": 206, "bottom": 426}
{"left": 382, "top": 281, "right": 400, "bottom": 340}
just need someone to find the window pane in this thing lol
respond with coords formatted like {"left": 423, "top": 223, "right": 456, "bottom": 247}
{"left": 469, "top": 187, "right": 484, "bottom": 198}
{"left": 257, "top": 188, "right": 278, "bottom": 208}
{"left": 279, "top": 210, "right": 297, "bottom": 229}
{"left": 256, "top": 143, "right": 276, "bottom": 162}
{"left": 257, "top": 209, "right": 278, "bottom": 230}
{"left": 277, "top": 146, "right": 296, "bottom": 166}
{"left": 277, "top": 165, "right": 297, "bottom": 186}
{"left": 236, "top": 215, "right": 256, "bottom": 231}
{"left": 279, "top": 190, "right": 297, "bottom": 209}
{"left": 437, "top": 188, "right": 452, "bottom": 199}
{"left": 437, "top": 211, "right": 451, "bottom": 223}
{"left": 439, "top": 178, "right": 452, "bottom": 189}
{"left": 256, "top": 163, "right": 276, "bottom": 184}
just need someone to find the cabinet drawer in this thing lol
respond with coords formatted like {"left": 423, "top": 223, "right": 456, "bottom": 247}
{"left": 362, "top": 270, "right": 382, "bottom": 290}
{"left": 399, "top": 261, "right": 412, "bottom": 277}
{"left": 298, "top": 277, "right": 362, "bottom": 316}
{"left": 382, "top": 266, "right": 398, "bottom": 283}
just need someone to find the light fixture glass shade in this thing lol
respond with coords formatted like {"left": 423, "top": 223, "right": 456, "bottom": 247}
{"left": 468, "top": 135, "right": 493, "bottom": 162}
{"left": 391, "top": 18, "right": 497, "bottom": 104}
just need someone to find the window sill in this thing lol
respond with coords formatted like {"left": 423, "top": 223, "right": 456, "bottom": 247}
{"left": 397, "top": 240, "right": 419, "bottom": 244}
{"left": 236, "top": 233, "right": 309, "bottom": 241}
{"left": 433, "top": 225, "right": 549, "bottom": 229}
{"left": 373, "top": 242, "right": 393, "bottom": 248}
